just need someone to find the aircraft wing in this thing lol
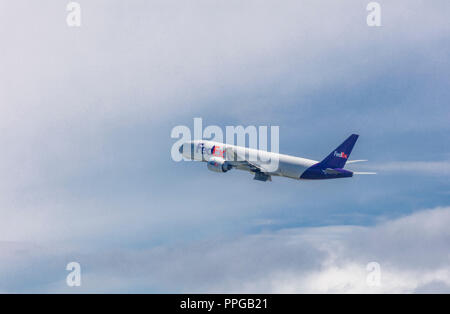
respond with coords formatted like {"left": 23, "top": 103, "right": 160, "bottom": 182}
{"left": 225, "top": 146, "right": 272, "bottom": 181}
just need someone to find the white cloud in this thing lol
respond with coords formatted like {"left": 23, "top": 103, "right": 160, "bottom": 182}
{"left": 0, "top": 1, "right": 449, "bottom": 293}
{"left": 1, "top": 207, "right": 449, "bottom": 293}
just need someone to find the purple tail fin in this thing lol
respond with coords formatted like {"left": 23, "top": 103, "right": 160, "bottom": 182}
{"left": 318, "top": 134, "right": 359, "bottom": 169}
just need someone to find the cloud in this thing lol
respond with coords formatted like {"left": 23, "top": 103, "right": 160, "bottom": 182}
{"left": 1, "top": 206, "right": 449, "bottom": 293}
{"left": 0, "top": 0, "right": 449, "bottom": 293}
{"left": 1, "top": 0, "right": 449, "bottom": 244}
{"left": 360, "top": 161, "right": 450, "bottom": 176}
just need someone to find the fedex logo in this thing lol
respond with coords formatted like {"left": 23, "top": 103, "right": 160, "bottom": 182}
{"left": 334, "top": 151, "right": 348, "bottom": 159}
{"left": 196, "top": 143, "right": 206, "bottom": 154}
{"left": 196, "top": 143, "right": 226, "bottom": 158}
{"left": 211, "top": 145, "right": 226, "bottom": 158}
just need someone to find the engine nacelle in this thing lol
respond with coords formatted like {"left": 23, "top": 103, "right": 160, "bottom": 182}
{"left": 207, "top": 157, "right": 231, "bottom": 173}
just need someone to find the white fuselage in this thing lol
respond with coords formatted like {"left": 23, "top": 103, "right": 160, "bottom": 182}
{"left": 181, "top": 140, "right": 318, "bottom": 180}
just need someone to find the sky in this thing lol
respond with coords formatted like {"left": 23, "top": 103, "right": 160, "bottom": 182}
{"left": 0, "top": 0, "right": 449, "bottom": 293}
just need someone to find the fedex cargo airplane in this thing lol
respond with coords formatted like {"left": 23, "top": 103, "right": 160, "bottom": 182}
{"left": 179, "top": 134, "right": 375, "bottom": 182}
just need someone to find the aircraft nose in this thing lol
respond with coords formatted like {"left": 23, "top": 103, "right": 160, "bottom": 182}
{"left": 179, "top": 144, "right": 184, "bottom": 154}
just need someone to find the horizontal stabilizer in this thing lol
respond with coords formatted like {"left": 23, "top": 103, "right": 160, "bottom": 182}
{"left": 346, "top": 160, "right": 368, "bottom": 164}
{"left": 353, "top": 172, "right": 377, "bottom": 175}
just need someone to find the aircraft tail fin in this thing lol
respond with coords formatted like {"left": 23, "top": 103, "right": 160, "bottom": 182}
{"left": 318, "top": 134, "right": 359, "bottom": 169}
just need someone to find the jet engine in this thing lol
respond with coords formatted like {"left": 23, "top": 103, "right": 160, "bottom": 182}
{"left": 207, "top": 157, "right": 231, "bottom": 173}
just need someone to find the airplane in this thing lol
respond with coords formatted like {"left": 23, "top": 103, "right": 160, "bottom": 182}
{"left": 178, "top": 134, "right": 375, "bottom": 182}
